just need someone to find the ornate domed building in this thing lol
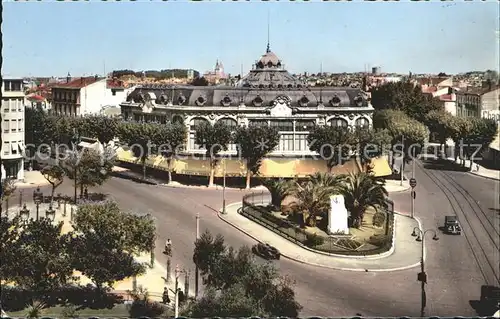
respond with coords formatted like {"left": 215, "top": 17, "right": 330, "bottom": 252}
{"left": 120, "top": 46, "right": 374, "bottom": 159}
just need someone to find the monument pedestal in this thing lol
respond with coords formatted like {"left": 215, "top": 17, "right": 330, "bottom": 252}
{"left": 327, "top": 194, "right": 349, "bottom": 235}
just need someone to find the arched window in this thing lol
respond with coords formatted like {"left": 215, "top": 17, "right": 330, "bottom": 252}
{"left": 328, "top": 118, "right": 348, "bottom": 128}
{"left": 217, "top": 117, "right": 237, "bottom": 128}
{"left": 172, "top": 115, "right": 184, "bottom": 125}
{"left": 355, "top": 117, "right": 369, "bottom": 128}
{"left": 189, "top": 117, "right": 209, "bottom": 150}
{"left": 218, "top": 118, "right": 238, "bottom": 152}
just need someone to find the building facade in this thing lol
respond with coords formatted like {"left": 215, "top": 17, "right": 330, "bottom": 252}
{"left": 1, "top": 78, "right": 26, "bottom": 181}
{"left": 120, "top": 47, "right": 374, "bottom": 157}
{"left": 455, "top": 85, "right": 500, "bottom": 118}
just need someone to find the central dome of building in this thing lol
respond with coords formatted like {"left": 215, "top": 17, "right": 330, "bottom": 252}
{"left": 239, "top": 44, "right": 305, "bottom": 88}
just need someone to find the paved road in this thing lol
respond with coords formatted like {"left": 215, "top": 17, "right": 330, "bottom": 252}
{"left": 391, "top": 158, "right": 500, "bottom": 315}
{"left": 7, "top": 170, "right": 497, "bottom": 317}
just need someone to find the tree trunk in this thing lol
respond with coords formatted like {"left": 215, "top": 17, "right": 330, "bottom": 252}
{"left": 142, "top": 159, "right": 147, "bottom": 180}
{"left": 208, "top": 158, "right": 215, "bottom": 187}
{"left": 50, "top": 186, "right": 55, "bottom": 207}
{"left": 167, "top": 158, "right": 172, "bottom": 184}
{"left": 245, "top": 168, "right": 251, "bottom": 189}
{"left": 80, "top": 184, "right": 84, "bottom": 197}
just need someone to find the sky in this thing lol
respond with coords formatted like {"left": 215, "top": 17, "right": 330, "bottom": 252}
{"left": 2, "top": 1, "right": 499, "bottom": 77}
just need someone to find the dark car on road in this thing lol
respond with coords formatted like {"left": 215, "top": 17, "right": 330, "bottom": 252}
{"left": 444, "top": 215, "right": 462, "bottom": 235}
{"left": 252, "top": 243, "right": 280, "bottom": 260}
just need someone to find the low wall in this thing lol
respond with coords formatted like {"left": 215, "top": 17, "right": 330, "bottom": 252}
{"left": 116, "top": 148, "right": 370, "bottom": 178}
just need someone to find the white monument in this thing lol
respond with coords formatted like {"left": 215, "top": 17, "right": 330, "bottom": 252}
{"left": 328, "top": 194, "right": 349, "bottom": 235}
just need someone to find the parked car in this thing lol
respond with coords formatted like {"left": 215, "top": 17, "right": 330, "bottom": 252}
{"left": 252, "top": 243, "right": 280, "bottom": 260}
{"left": 444, "top": 215, "right": 462, "bottom": 235}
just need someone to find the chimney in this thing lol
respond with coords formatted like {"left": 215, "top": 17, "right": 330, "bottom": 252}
{"left": 66, "top": 72, "right": 71, "bottom": 83}
{"left": 94, "top": 75, "right": 98, "bottom": 81}
{"left": 81, "top": 77, "right": 84, "bottom": 85}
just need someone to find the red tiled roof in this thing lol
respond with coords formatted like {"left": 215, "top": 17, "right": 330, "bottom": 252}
{"left": 439, "top": 94, "right": 454, "bottom": 101}
{"left": 107, "top": 79, "right": 125, "bottom": 89}
{"left": 53, "top": 77, "right": 104, "bottom": 89}
{"left": 29, "top": 95, "right": 45, "bottom": 102}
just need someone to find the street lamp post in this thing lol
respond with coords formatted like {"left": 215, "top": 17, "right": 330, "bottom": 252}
{"left": 19, "top": 190, "right": 23, "bottom": 207}
{"left": 71, "top": 129, "right": 81, "bottom": 204}
{"left": 411, "top": 227, "right": 439, "bottom": 317}
{"left": 33, "top": 187, "right": 43, "bottom": 220}
{"left": 222, "top": 157, "right": 226, "bottom": 214}
{"left": 19, "top": 204, "right": 30, "bottom": 221}
{"left": 45, "top": 204, "right": 56, "bottom": 222}
{"left": 163, "top": 238, "right": 172, "bottom": 283}
{"left": 174, "top": 265, "right": 187, "bottom": 318}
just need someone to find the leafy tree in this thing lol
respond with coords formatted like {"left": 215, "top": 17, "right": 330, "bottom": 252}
{"left": 190, "top": 231, "right": 302, "bottom": 317}
{"left": 234, "top": 126, "right": 280, "bottom": 189}
{"left": 11, "top": 218, "right": 74, "bottom": 296}
{"left": 307, "top": 126, "right": 353, "bottom": 171}
{"left": 24, "top": 107, "right": 57, "bottom": 149}
{"left": 261, "top": 178, "right": 295, "bottom": 209}
{"left": 195, "top": 122, "right": 232, "bottom": 187}
{"left": 41, "top": 165, "right": 65, "bottom": 205}
{"left": 374, "top": 109, "right": 429, "bottom": 169}
{"left": 424, "top": 110, "right": 456, "bottom": 153}
{"left": 370, "top": 81, "right": 443, "bottom": 122}
{"left": 449, "top": 116, "right": 473, "bottom": 164}
{"left": 62, "top": 148, "right": 113, "bottom": 201}
{"left": 68, "top": 201, "right": 154, "bottom": 290}
{"left": 1, "top": 177, "right": 17, "bottom": 212}
{"left": 352, "top": 127, "right": 392, "bottom": 169}
{"left": 152, "top": 123, "right": 187, "bottom": 183}
{"left": 79, "top": 115, "right": 119, "bottom": 147}
{"left": 463, "top": 117, "right": 498, "bottom": 168}
{"left": 0, "top": 215, "right": 22, "bottom": 283}
{"left": 339, "top": 172, "right": 388, "bottom": 228}
{"left": 118, "top": 122, "right": 161, "bottom": 180}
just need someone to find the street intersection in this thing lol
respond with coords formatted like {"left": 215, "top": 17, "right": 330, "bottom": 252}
{"left": 8, "top": 159, "right": 499, "bottom": 317}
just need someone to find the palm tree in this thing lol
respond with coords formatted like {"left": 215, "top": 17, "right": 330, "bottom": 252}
{"left": 290, "top": 180, "right": 333, "bottom": 227}
{"left": 261, "top": 178, "right": 295, "bottom": 209}
{"left": 339, "top": 172, "right": 388, "bottom": 228}
{"left": 307, "top": 172, "right": 346, "bottom": 190}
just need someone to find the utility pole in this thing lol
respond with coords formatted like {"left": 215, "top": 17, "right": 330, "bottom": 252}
{"left": 222, "top": 157, "right": 226, "bottom": 214}
{"left": 195, "top": 213, "right": 200, "bottom": 299}
{"left": 400, "top": 135, "right": 405, "bottom": 186}
{"left": 164, "top": 239, "right": 172, "bottom": 283}
{"left": 174, "top": 265, "right": 185, "bottom": 318}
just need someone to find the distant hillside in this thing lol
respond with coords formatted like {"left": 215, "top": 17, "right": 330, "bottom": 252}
{"left": 111, "top": 69, "right": 200, "bottom": 79}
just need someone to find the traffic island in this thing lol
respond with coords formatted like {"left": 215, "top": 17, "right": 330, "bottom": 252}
{"left": 219, "top": 201, "right": 423, "bottom": 271}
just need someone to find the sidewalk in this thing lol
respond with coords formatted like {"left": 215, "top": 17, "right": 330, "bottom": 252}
{"left": 445, "top": 157, "right": 500, "bottom": 181}
{"left": 14, "top": 171, "right": 51, "bottom": 188}
{"left": 218, "top": 202, "right": 422, "bottom": 272}
{"left": 384, "top": 179, "right": 411, "bottom": 193}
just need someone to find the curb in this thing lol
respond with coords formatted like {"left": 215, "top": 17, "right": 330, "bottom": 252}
{"left": 218, "top": 202, "right": 420, "bottom": 272}
{"left": 387, "top": 185, "right": 412, "bottom": 194}
{"left": 468, "top": 170, "right": 500, "bottom": 182}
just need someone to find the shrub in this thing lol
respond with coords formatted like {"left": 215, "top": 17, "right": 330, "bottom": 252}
{"left": 372, "top": 211, "right": 386, "bottom": 227}
{"left": 368, "top": 234, "right": 391, "bottom": 247}
{"left": 336, "top": 238, "right": 362, "bottom": 250}
{"left": 128, "top": 288, "right": 167, "bottom": 318}
{"left": 304, "top": 233, "right": 325, "bottom": 247}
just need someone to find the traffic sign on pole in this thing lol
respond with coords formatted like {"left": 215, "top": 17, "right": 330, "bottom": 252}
{"left": 410, "top": 178, "right": 417, "bottom": 188}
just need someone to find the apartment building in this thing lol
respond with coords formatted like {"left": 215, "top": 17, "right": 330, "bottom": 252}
{"left": 455, "top": 83, "right": 500, "bottom": 118}
{"left": 52, "top": 75, "right": 133, "bottom": 117}
{"left": 1, "top": 78, "right": 26, "bottom": 181}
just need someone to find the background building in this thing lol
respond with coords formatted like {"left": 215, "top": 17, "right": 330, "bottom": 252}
{"left": 1, "top": 78, "right": 26, "bottom": 181}
{"left": 52, "top": 75, "right": 134, "bottom": 117}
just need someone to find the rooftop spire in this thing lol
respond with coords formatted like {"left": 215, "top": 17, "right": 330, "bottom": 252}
{"left": 266, "top": 11, "right": 271, "bottom": 53}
